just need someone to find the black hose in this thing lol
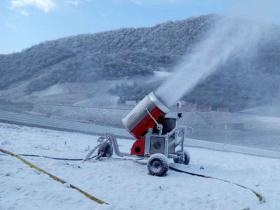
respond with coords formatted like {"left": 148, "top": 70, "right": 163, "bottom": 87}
{"left": 169, "top": 165, "right": 265, "bottom": 204}
{"left": 0, "top": 153, "right": 97, "bottom": 161}
{"left": 1, "top": 151, "right": 265, "bottom": 204}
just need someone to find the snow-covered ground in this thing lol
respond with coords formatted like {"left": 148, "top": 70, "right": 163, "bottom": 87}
{"left": 0, "top": 122, "right": 280, "bottom": 210}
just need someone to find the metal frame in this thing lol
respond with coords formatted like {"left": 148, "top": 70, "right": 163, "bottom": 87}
{"left": 84, "top": 125, "right": 186, "bottom": 162}
{"left": 144, "top": 127, "right": 185, "bottom": 158}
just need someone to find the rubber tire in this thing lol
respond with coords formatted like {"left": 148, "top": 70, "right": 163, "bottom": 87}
{"left": 147, "top": 153, "right": 169, "bottom": 176}
{"left": 173, "top": 151, "right": 190, "bottom": 165}
{"left": 97, "top": 142, "right": 113, "bottom": 158}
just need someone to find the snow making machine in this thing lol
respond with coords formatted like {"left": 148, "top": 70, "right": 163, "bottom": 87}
{"left": 85, "top": 92, "right": 190, "bottom": 176}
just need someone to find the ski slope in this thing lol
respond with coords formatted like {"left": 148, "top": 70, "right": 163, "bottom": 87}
{"left": 0, "top": 122, "right": 280, "bottom": 210}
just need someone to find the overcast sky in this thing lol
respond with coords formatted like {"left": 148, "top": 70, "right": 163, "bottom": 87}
{"left": 0, "top": 0, "right": 279, "bottom": 54}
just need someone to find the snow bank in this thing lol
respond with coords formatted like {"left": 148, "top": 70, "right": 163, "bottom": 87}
{"left": 0, "top": 123, "right": 280, "bottom": 210}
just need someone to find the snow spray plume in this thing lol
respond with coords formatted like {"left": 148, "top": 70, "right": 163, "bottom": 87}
{"left": 155, "top": 17, "right": 263, "bottom": 107}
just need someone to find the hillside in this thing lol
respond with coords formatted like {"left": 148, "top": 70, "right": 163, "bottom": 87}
{"left": 0, "top": 14, "right": 280, "bottom": 116}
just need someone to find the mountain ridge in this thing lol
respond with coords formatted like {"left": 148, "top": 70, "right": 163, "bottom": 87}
{"left": 0, "top": 14, "right": 280, "bottom": 114}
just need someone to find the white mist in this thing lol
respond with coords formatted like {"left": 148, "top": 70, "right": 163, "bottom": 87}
{"left": 155, "top": 17, "right": 263, "bottom": 107}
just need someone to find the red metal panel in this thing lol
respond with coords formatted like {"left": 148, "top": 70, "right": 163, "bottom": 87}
{"left": 131, "top": 137, "right": 145, "bottom": 156}
{"left": 130, "top": 106, "right": 164, "bottom": 139}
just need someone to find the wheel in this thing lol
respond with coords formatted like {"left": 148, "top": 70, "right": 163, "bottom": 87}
{"left": 147, "top": 153, "right": 169, "bottom": 176}
{"left": 97, "top": 142, "right": 113, "bottom": 158}
{"left": 173, "top": 150, "right": 190, "bottom": 165}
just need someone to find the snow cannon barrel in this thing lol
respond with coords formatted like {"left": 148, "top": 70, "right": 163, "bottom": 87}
{"left": 122, "top": 92, "right": 170, "bottom": 139}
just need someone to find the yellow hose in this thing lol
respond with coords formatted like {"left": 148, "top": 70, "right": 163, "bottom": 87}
{"left": 0, "top": 148, "right": 108, "bottom": 205}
